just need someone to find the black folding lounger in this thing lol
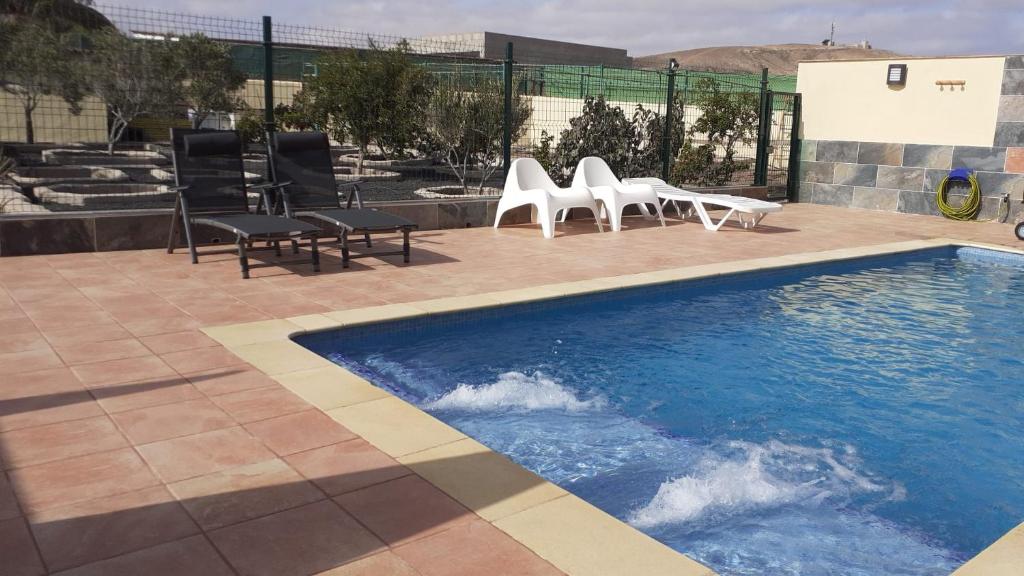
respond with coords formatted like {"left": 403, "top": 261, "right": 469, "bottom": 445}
{"left": 265, "top": 131, "right": 418, "bottom": 268}
{"left": 166, "top": 128, "right": 321, "bottom": 279}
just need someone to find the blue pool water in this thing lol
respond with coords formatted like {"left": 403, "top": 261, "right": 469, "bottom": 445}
{"left": 297, "top": 246, "right": 1024, "bottom": 575}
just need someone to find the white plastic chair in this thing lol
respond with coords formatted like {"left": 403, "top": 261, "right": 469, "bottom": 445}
{"left": 571, "top": 157, "right": 666, "bottom": 232}
{"left": 494, "top": 158, "right": 604, "bottom": 239}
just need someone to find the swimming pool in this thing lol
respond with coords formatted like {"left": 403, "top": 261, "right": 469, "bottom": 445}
{"left": 297, "top": 246, "right": 1024, "bottom": 575}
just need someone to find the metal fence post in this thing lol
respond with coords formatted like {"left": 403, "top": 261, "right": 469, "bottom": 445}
{"left": 262, "top": 16, "right": 275, "bottom": 134}
{"left": 753, "top": 67, "right": 770, "bottom": 186}
{"left": 661, "top": 61, "right": 677, "bottom": 181}
{"left": 502, "top": 42, "right": 513, "bottom": 179}
{"left": 787, "top": 93, "right": 802, "bottom": 200}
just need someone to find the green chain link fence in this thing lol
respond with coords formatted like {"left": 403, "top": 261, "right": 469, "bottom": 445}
{"left": 0, "top": 3, "right": 801, "bottom": 214}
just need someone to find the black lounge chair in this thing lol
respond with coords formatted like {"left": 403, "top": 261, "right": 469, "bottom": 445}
{"left": 266, "top": 131, "right": 417, "bottom": 268}
{"left": 166, "top": 128, "right": 321, "bottom": 279}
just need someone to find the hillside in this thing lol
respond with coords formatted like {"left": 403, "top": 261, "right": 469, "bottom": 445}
{"left": 634, "top": 43, "right": 903, "bottom": 75}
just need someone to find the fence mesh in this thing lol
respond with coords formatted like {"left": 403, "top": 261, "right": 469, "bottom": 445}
{"left": 0, "top": 3, "right": 799, "bottom": 214}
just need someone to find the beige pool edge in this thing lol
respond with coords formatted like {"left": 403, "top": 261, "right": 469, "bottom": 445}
{"left": 203, "top": 238, "right": 1024, "bottom": 576}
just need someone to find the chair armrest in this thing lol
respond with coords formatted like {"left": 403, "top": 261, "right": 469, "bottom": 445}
{"left": 250, "top": 180, "right": 293, "bottom": 191}
{"left": 169, "top": 185, "right": 190, "bottom": 193}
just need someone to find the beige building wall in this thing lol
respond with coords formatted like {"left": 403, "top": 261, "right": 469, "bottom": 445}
{"left": 0, "top": 93, "right": 107, "bottom": 144}
{"left": 796, "top": 56, "right": 1005, "bottom": 146}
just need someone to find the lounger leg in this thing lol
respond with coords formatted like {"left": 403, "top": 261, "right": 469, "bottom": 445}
{"left": 310, "top": 236, "right": 320, "bottom": 273}
{"left": 402, "top": 228, "right": 411, "bottom": 263}
{"left": 653, "top": 200, "right": 666, "bottom": 228}
{"left": 167, "top": 196, "right": 181, "bottom": 254}
{"left": 273, "top": 241, "right": 282, "bottom": 257}
{"left": 341, "top": 231, "right": 351, "bottom": 269}
{"left": 364, "top": 233, "right": 372, "bottom": 248}
{"left": 237, "top": 238, "right": 250, "bottom": 279}
{"left": 291, "top": 239, "right": 299, "bottom": 254}
{"left": 182, "top": 217, "right": 198, "bottom": 264}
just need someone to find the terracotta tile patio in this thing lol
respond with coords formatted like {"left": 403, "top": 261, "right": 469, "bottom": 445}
{"left": 0, "top": 203, "right": 1020, "bottom": 575}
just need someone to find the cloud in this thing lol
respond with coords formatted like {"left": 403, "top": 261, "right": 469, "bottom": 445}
{"left": 107, "top": 0, "right": 1024, "bottom": 57}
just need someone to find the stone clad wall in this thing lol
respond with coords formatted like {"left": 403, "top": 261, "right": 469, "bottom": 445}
{"left": 996, "top": 56, "right": 1024, "bottom": 147}
{"left": 797, "top": 56, "right": 1024, "bottom": 220}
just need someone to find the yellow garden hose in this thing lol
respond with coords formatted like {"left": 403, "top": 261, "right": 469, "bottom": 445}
{"left": 936, "top": 171, "right": 981, "bottom": 221}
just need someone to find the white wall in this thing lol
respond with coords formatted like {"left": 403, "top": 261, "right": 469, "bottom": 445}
{"left": 797, "top": 56, "right": 1005, "bottom": 146}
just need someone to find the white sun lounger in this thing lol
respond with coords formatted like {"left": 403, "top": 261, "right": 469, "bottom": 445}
{"left": 623, "top": 177, "right": 783, "bottom": 231}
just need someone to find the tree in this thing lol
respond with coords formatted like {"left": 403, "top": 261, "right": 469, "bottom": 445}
{"left": 670, "top": 78, "right": 759, "bottom": 186}
{"left": 0, "top": 20, "right": 85, "bottom": 143}
{"left": 423, "top": 75, "right": 531, "bottom": 194}
{"left": 174, "top": 33, "right": 247, "bottom": 129}
{"left": 85, "top": 31, "right": 182, "bottom": 154}
{"left": 302, "top": 42, "right": 432, "bottom": 173}
{"left": 1, "top": 0, "right": 113, "bottom": 32}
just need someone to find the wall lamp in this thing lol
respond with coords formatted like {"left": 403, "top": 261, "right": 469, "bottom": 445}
{"left": 887, "top": 64, "right": 908, "bottom": 86}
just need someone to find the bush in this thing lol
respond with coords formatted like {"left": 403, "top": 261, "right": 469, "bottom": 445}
{"left": 235, "top": 108, "right": 266, "bottom": 145}
{"left": 544, "top": 96, "right": 666, "bottom": 185}
{"left": 670, "top": 78, "right": 759, "bottom": 187}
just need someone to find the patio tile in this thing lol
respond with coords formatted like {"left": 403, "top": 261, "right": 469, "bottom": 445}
{"left": 327, "top": 397, "right": 465, "bottom": 458}
{"left": 120, "top": 316, "right": 204, "bottom": 338}
{"left": 136, "top": 426, "right": 275, "bottom": 483}
{"left": 244, "top": 409, "right": 357, "bottom": 456}
{"left": 9, "top": 448, "right": 160, "bottom": 513}
{"left": 29, "top": 485, "right": 199, "bottom": 572}
{"left": 0, "top": 517, "right": 46, "bottom": 576}
{"left": 52, "top": 338, "right": 152, "bottom": 366}
{"left": 3, "top": 316, "right": 39, "bottom": 335}
{"left": 335, "top": 475, "right": 474, "bottom": 547}
{"left": 274, "top": 367, "right": 391, "bottom": 411}
{"left": 208, "top": 500, "right": 385, "bottom": 576}
{"left": 393, "top": 520, "right": 562, "bottom": 576}
{"left": 89, "top": 377, "right": 203, "bottom": 414}
{"left": 111, "top": 398, "right": 236, "bottom": 445}
{"left": 160, "top": 346, "right": 246, "bottom": 374}
{"left": 185, "top": 365, "right": 280, "bottom": 396}
{"left": 398, "top": 438, "right": 566, "bottom": 522}
{"left": 0, "top": 330, "right": 49, "bottom": 354}
{"left": 50, "top": 535, "right": 235, "bottom": 576}
{"left": 168, "top": 458, "right": 324, "bottom": 531}
{"left": 316, "top": 552, "right": 421, "bottom": 576}
{"left": 284, "top": 439, "right": 410, "bottom": 496}
{"left": 209, "top": 386, "right": 310, "bottom": 423}
{"left": 139, "top": 330, "right": 219, "bottom": 355}
{"left": 71, "top": 356, "right": 178, "bottom": 388}
{"left": 42, "top": 324, "right": 132, "bottom": 347}
{"left": 0, "top": 368, "right": 104, "bottom": 432}
{"left": 1, "top": 415, "right": 128, "bottom": 469}
{"left": 0, "top": 472, "right": 22, "bottom": 520}
{"left": 0, "top": 348, "right": 65, "bottom": 376}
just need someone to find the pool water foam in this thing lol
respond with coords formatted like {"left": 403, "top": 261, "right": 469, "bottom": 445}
{"left": 299, "top": 247, "right": 1024, "bottom": 575}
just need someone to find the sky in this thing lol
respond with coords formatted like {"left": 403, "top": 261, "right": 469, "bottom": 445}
{"left": 117, "top": 0, "right": 1024, "bottom": 58}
